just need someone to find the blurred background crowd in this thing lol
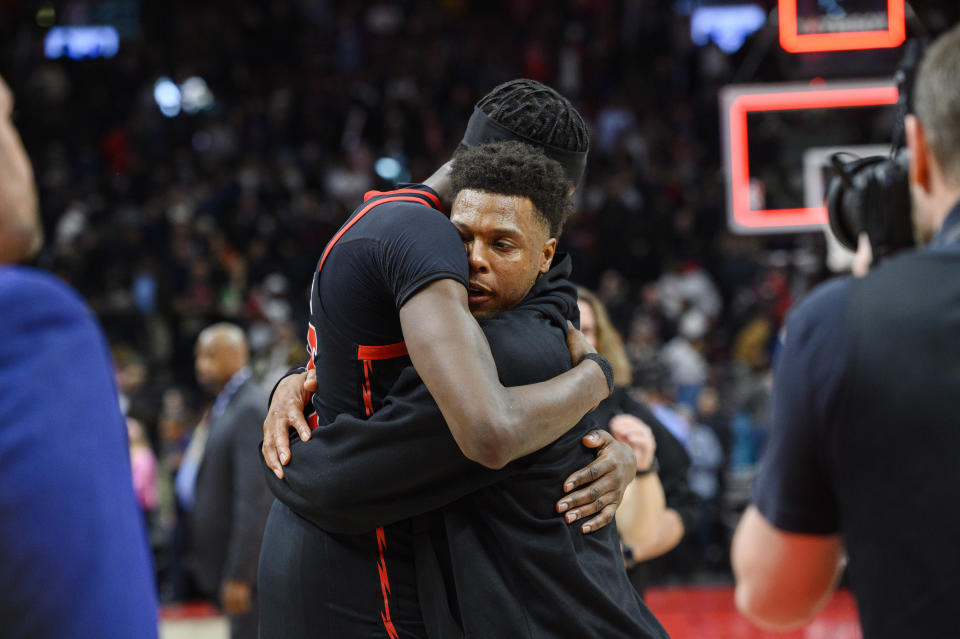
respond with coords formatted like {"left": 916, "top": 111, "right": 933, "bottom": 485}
{"left": 1, "top": 0, "right": 956, "bottom": 602}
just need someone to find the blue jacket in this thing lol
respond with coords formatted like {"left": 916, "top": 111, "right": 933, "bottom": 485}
{"left": 0, "top": 266, "right": 158, "bottom": 638}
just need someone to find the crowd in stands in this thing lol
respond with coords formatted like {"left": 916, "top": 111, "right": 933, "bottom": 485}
{"left": 2, "top": 0, "right": 956, "bottom": 597}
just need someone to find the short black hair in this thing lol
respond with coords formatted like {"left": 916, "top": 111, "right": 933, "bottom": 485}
{"left": 450, "top": 140, "right": 573, "bottom": 237}
{"left": 477, "top": 79, "right": 590, "bottom": 154}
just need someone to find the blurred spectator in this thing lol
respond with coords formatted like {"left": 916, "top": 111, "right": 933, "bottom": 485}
{"left": 577, "top": 286, "right": 698, "bottom": 596}
{"left": 660, "top": 308, "right": 709, "bottom": 409}
{"left": 128, "top": 416, "right": 160, "bottom": 515}
{"left": 114, "top": 344, "right": 161, "bottom": 445}
{"left": 156, "top": 387, "right": 194, "bottom": 602}
{"left": 176, "top": 323, "right": 270, "bottom": 639}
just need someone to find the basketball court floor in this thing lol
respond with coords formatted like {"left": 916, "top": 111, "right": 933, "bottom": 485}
{"left": 159, "top": 587, "right": 861, "bottom": 638}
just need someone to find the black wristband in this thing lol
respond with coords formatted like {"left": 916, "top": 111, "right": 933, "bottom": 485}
{"left": 580, "top": 352, "right": 614, "bottom": 396}
{"left": 635, "top": 456, "right": 660, "bottom": 478}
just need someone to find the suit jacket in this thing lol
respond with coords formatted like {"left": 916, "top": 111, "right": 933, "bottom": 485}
{"left": 191, "top": 377, "right": 272, "bottom": 597}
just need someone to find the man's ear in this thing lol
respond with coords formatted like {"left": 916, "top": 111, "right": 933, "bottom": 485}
{"left": 539, "top": 237, "right": 557, "bottom": 274}
{"left": 906, "top": 114, "right": 931, "bottom": 194}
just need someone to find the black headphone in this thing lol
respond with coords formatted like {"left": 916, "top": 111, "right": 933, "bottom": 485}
{"left": 826, "top": 149, "right": 913, "bottom": 258}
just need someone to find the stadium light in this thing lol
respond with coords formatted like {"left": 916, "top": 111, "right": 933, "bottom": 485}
{"left": 44, "top": 26, "right": 120, "bottom": 60}
{"left": 374, "top": 158, "right": 403, "bottom": 181}
{"left": 181, "top": 77, "right": 214, "bottom": 114}
{"left": 153, "top": 78, "right": 182, "bottom": 118}
{"left": 691, "top": 5, "right": 767, "bottom": 54}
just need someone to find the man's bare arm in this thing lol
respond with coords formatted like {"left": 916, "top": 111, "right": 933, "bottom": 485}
{"left": 614, "top": 475, "right": 666, "bottom": 550}
{"left": 399, "top": 278, "right": 609, "bottom": 469}
{"left": 732, "top": 506, "right": 845, "bottom": 631}
{"left": 628, "top": 509, "right": 685, "bottom": 563}
{"left": 0, "top": 75, "right": 41, "bottom": 264}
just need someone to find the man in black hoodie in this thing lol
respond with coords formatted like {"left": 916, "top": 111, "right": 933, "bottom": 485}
{"left": 261, "top": 141, "right": 669, "bottom": 638}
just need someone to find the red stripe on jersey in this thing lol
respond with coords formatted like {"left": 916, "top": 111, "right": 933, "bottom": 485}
{"left": 362, "top": 360, "right": 374, "bottom": 417}
{"left": 305, "top": 323, "right": 318, "bottom": 371}
{"left": 317, "top": 196, "right": 434, "bottom": 274}
{"left": 376, "top": 526, "right": 399, "bottom": 639}
{"left": 307, "top": 323, "right": 317, "bottom": 353}
{"left": 307, "top": 411, "right": 319, "bottom": 430}
{"left": 363, "top": 188, "right": 443, "bottom": 212}
{"left": 357, "top": 342, "right": 408, "bottom": 360}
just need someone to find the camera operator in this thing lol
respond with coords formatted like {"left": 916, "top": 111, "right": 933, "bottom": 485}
{"left": 731, "top": 23, "right": 960, "bottom": 638}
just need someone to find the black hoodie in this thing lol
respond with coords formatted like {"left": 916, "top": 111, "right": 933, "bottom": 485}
{"left": 264, "top": 254, "right": 669, "bottom": 638}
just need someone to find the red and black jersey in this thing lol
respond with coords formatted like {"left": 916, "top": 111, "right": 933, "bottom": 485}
{"left": 259, "top": 185, "right": 468, "bottom": 639}
{"left": 305, "top": 185, "right": 467, "bottom": 427}
{"left": 265, "top": 255, "right": 670, "bottom": 639}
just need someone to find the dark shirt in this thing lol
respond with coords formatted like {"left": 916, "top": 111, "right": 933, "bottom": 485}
{"left": 753, "top": 276, "right": 848, "bottom": 534}
{"left": 753, "top": 200, "right": 960, "bottom": 638}
{"left": 267, "top": 255, "right": 669, "bottom": 638}
{"left": 317, "top": 187, "right": 467, "bottom": 347}
{"left": 259, "top": 185, "right": 469, "bottom": 639}
{"left": 307, "top": 186, "right": 468, "bottom": 423}
{"left": 0, "top": 267, "right": 158, "bottom": 639}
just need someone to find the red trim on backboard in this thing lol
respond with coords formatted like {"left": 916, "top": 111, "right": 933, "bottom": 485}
{"left": 726, "top": 85, "right": 898, "bottom": 231}
{"left": 778, "top": 0, "right": 905, "bottom": 53}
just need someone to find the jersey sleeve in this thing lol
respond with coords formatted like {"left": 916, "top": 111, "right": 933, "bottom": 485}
{"left": 752, "top": 278, "right": 849, "bottom": 535}
{"left": 375, "top": 202, "right": 469, "bottom": 309}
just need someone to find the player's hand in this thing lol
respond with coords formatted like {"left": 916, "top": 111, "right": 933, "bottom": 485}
{"left": 609, "top": 414, "right": 657, "bottom": 471}
{"left": 262, "top": 369, "right": 318, "bottom": 479}
{"left": 0, "top": 75, "right": 12, "bottom": 119}
{"left": 556, "top": 429, "right": 637, "bottom": 534}
{"left": 221, "top": 579, "right": 252, "bottom": 615}
{"left": 566, "top": 320, "right": 597, "bottom": 367}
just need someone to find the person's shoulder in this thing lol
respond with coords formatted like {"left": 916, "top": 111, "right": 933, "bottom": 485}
{"left": 480, "top": 309, "right": 568, "bottom": 385}
{"left": 355, "top": 187, "right": 448, "bottom": 227}
{"left": 380, "top": 200, "right": 454, "bottom": 233}
{"left": 352, "top": 197, "right": 460, "bottom": 255}
{"left": 480, "top": 305, "right": 561, "bottom": 344}
{"left": 778, "top": 276, "right": 851, "bottom": 406}
{"left": 0, "top": 266, "right": 90, "bottom": 321}
{"left": 791, "top": 276, "right": 850, "bottom": 323}
{"left": 783, "top": 276, "right": 850, "bottom": 346}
